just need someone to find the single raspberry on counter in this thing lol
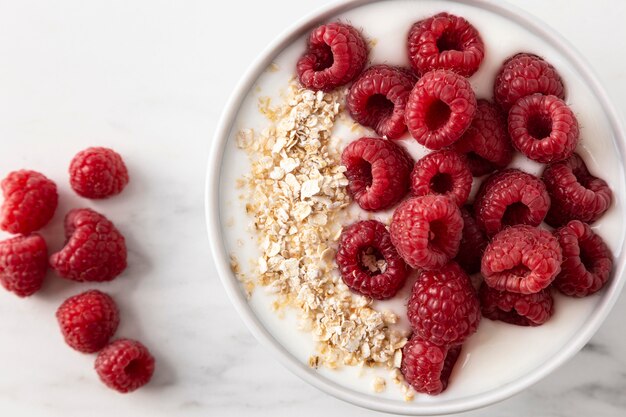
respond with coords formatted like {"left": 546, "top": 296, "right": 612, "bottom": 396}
{"left": 56, "top": 290, "right": 120, "bottom": 353}
{"left": 474, "top": 169, "right": 550, "bottom": 237}
{"left": 454, "top": 205, "right": 487, "bottom": 275}
{"left": 553, "top": 220, "right": 612, "bottom": 297}
{"left": 390, "top": 195, "right": 463, "bottom": 270}
{"left": 407, "top": 12, "right": 485, "bottom": 77}
{"left": 494, "top": 53, "right": 565, "bottom": 111}
{"left": 542, "top": 153, "right": 612, "bottom": 227}
{"left": 452, "top": 99, "right": 513, "bottom": 177}
{"left": 508, "top": 94, "right": 579, "bottom": 163}
{"left": 481, "top": 225, "right": 562, "bottom": 294}
{"left": 401, "top": 335, "right": 462, "bottom": 395}
{"left": 95, "top": 339, "right": 155, "bottom": 393}
{"left": 336, "top": 220, "right": 409, "bottom": 300}
{"left": 50, "top": 208, "right": 127, "bottom": 282}
{"left": 346, "top": 65, "right": 417, "bottom": 139}
{"left": 296, "top": 22, "right": 368, "bottom": 91}
{"left": 410, "top": 149, "right": 472, "bottom": 206}
{"left": 341, "top": 137, "right": 414, "bottom": 211}
{"left": 479, "top": 282, "right": 553, "bottom": 326}
{"left": 0, "top": 170, "right": 58, "bottom": 234}
{"left": 0, "top": 234, "right": 47, "bottom": 297}
{"left": 69, "top": 147, "right": 129, "bottom": 199}
{"left": 405, "top": 70, "right": 477, "bottom": 150}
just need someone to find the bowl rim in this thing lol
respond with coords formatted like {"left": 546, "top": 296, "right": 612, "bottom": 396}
{"left": 205, "top": 0, "right": 626, "bottom": 414}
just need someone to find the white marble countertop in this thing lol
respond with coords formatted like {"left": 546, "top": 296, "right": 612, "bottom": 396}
{"left": 0, "top": 0, "right": 625, "bottom": 416}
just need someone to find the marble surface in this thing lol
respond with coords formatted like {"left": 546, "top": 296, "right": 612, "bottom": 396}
{"left": 0, "top": 0, "right": 625, "bottom": 416}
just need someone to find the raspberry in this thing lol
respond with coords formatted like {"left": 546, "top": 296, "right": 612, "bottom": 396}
{"left": 342, "top": 137, "right": 414, "bottom": 211}
{"left": 454, "top": 205, "right": 487, "bottom": 275}
{"left": 405, "top": 70, "right": 477, "bottom": 150}
{"left": 553, "top": 220, "right": 612, "bottom": 297}
{"left": 69, "top": 147, "right": 129, "bottom": 199}
{"left": 0, "top": 234, "right": 47, "bottom": 297}
{"left": 407, "top": 12, "right": 485, "bottom": 77}
{"left": 481, "top": 225, "right": 562, "bottom": 294}
{"left": 95, "top": 339, "right": 155, "bottom": 393}
{"left": 410, "top": 149, "right": 472, "bottom": 206}
{"left": 50, "top": 208, "right": 127, "bottom": 282}
{"left": 346, "top": 65, "right": 417, "bottom": 139}
{"left": 296, "top": 22, "right": 368, "bottom": 91}
{"left": 474, "top": 169, "right": 550, "bottom": 237}
{"left": 336, "top": 220, "right": 409, "bottom": 299}
{"left": 0, "top": 170, "right": 58, "bottom": 234}
{"left": 542, "top": 153, "right": 612, "bottom": 227}
{"left": 56, "top": 290, "right": 120, "bottom": 353}
{"left": 401, "top": 335, "right": 462, "bottom": 395}
{"left": 508, "top": 94, "right": 579, "bottom": 163}
{"left": 451, "top": 99, "right": 513, "bottom": 177}
{"left": 478, "top": 282, "right": 553, "bottom": 326}
{"left": 494, "top": 53, "right": 565, "bottom": 111}
{"left": 407, "top": 262, "right": 480, "bottom": 346}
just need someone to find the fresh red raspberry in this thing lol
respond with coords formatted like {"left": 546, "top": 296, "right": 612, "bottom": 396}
{"left": 407, "top": 12, "right": 485, "bottom": 77}
{"left": 56, "top": 290, "right": 120, "bottom": 353}
{"left": 296, "top": 22, "right": 368, "bottom": 91}
{"left": 50, "top": 208, "right": 127, "bottom": 282}
{"left": 0, "top": 170, "right": 58, "bottom": 234}
{"left": 69, "top": 147, "right": 129, "bottom": 199}
{"left": 95, "top": 339, "right": 155, "bottom": 393}
{"left": 454, "top": 205, "right": 487, "bottom": 275}
{"left": 542, "top": 153, "right": 612, "bottom": 227}
{"left": 401, "top": 335, "right": 462, "bottom": 395}
{"left": 405, "top": 70, "right": 477, "bottom": 150}
{"left": 410, "top": 149, "right": 472, "bottom": 206}
{"left": 508, "top": 94, "right": 579, "bottom": 163}
{"left": 342, "top": 137, "right": 414, "bottom": 211}
{"left": 407, "top": 262, "right": 480, "bottom": 346}
{"left": 474, "top": 169, "right": 550, "bottom": 237}
{"left": 478, "top": 282, "right": 553, "bottom": 326}
{"left": 494, "top": 53, "right": 565, "bottom": 111}
{"left": 336, "top": 220, "right": 409, "bottom": 300}
{"left": 481, "top": 225, "right": 562, "bottom": 294}
{"left": 346, "top": 65, "right": 417, "bottom": 139}
{"left": 553, "top": 220, "right": 612, "bottom": 297}
{"left": 451, "top": 99, "right": 513, "bottom": 177}
{"left": 0, "top": 234, "right": 47, "bottom": 297}
{"left": 390, "top": 195, "right": 463, "bottom": 270}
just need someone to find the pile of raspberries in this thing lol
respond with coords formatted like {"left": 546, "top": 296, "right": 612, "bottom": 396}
{"left": 297, "top": 13, "right": 613, "bottom": 395}
{"left": 0, "top": 147, "right": 154, "bottom": 393}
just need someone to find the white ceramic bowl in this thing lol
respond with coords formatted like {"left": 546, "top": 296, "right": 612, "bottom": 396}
{"left": 206, "top": 0, "right": 626, "bottom": 414}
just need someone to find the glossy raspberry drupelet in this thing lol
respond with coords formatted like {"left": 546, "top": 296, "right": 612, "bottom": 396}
{"left": 508, "top": 94, "right": 579, "bottom": 163}
{"left": 407, "top": 262, "right": 480, "bottom": 346}
{"left": 390, "top": 195, "right": 463, "bottom": 270}
{"left": 56, "top": 290, "right": 120, "bottom": 353}
{"left": 70, "top": 147, "right": 129, "bottom": 199}
{"left": 401, "top": 335, "right": 462, "bottom": 395}
{"left": 553, "top": 220, "right": 613, "bottom": 297}
{"left": 474, "top": 169, "right": 551, "bottom": 237}
{"left": 0, "top": 234, "right": 47, "bottom": 297}
{"left": 405, "top": 70, "right": 477, "bottom": 150}
{"left": 410, "top": 149, "right": 472, "bottom": 206}
{"left": 454, "top": 205, "right": 488, "bottom": 275}
{"left": 481, "top": 225, "right": 563, "bottom": 294}
{"left": 346, "top": 65, "right": 417, "bottom": 139}
{"left": 494, "top": 53, "right": 565, "bottom": 111}
{"left": 50, "top": 208, "right": 127, "bottom": 282}
{"left": 335, "top": 220, "right": 409, "bottom": 299}
{"left": 407, "top": 12, "right": 485, "bottom": 77}
{"left": 95, "top": 339, "right": 155, "bottom": 393}
{"left": 0, "top": 170, "right": 58, "bottom": 235}
{"left": 452, "top": 99, "right": 513, "bottom": 177}
{"left": 341, "top": 137, "right": 414, "bottom": 211}
{"left": 478, "top": 282, "right": 553, "bottom": 326}
{"left": 296, "top": 22, "right": 368, "bottom": 91}
{"left": 542, "top": 153, "right": 612, "bottom": 227}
